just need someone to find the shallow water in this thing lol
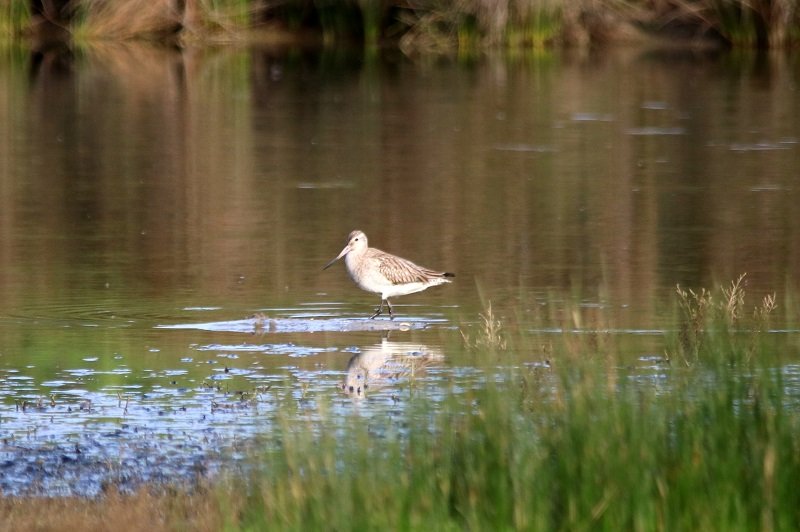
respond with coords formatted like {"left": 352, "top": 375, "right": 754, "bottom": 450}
{"left": 1, "top": 43, "right": 800, "bottom": 495}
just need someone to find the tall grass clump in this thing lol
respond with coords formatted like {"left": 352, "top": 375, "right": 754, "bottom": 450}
{"left": 218, "top": 279, "right": 800, "bottom": 530}
{"left": 461, "top": 300, "right": 508, "bottom": 351}
{"left": 673, "top": 273, "right": 778, "bottom": 365}
{"left": 507, "top": 0, "right": 565, "bottom": 48}
{"left": 68, "top": 0, "right": 254, "bottom": 43}
{"left": 224, "top": 359, "right": 800, "bottom": 529}
{"left": 69, "top": 0, "right": 182, "bottom": 42}
{"left": 398, "top": 0, "right": 577, "bottom": 54}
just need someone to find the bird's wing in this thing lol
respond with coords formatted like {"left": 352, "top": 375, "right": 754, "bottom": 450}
{"left": 371, "top": 250, "right": 443, "bottom": 285}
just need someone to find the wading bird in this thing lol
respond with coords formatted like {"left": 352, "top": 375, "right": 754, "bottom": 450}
{"left": 323, "top": 230, "right": 454, "bottom": 319}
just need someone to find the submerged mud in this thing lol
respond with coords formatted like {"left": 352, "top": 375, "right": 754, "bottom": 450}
{"left": 1, "top": 438, "right": 220, "bottom": 497}
{"left": 0, "top": 382, "right": 274, "bottom": 496}
{"left": 0, "top": 316, "right": 450, "bottom": 496}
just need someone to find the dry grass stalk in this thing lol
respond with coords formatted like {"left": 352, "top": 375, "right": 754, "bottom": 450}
{"left": 73, "top": 0, "right": 181, "bottom": 41}
{"left": 754, "top": 292, "right": 777, "bottom": 332}
{"left": 675, "top": 273, "right": 781, "bottom": 363}
{"left": 720, "top": 273, "right": 747, "bottom": 324}
{"left": 462, "top": 301, "right": 507, "bottom": 351}
{"left": 676, "top": 283, "right": 712, "bottom": 357}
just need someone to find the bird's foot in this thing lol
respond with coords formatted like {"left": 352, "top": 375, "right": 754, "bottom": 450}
{"left": 371, "top": 299, "right": 387, "bottom": 319}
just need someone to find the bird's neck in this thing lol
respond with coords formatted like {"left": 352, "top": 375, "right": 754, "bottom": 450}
{"left": 345, "top": 248, "right": 366, "bottom": 269}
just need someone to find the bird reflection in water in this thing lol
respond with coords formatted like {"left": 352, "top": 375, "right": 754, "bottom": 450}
{"left": 341, "top": 338, "right": 444, "bottom": 398}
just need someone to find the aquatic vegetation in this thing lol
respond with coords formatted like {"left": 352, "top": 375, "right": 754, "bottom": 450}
{"left": 673, "top": 273, "right": 779, "bottom": 364}
{"left": 222, "top": 280, "right": 800, "bottom": 529}
{"left": 755, "top": 292, "right": 778, "bottom": 331}
{"left": 225, "top": 326, "right": 800, "bottom": 530}
{"left": 461, "top": 301, "right": 508, "bottom": 351}
{"left": 3, "top": 280, "right": 800, "bottom": 530}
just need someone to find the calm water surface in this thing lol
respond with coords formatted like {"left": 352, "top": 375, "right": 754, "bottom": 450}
{"left": 1, "top": 44, "right": 799, "bottom": 494}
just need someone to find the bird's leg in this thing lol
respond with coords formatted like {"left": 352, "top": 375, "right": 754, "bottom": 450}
{"left": 370, "top": 299, "right": 385, "bottom": 319}
{"left": 387, "top": 299, "right": 394, "bottom": 320}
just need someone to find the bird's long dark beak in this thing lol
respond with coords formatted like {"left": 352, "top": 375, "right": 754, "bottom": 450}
{"left": 322, "top": 246, "right": 349, "bottom": 270}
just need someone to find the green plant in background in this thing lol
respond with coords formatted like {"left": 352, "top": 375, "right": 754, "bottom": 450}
{"left": 651, "top": 0, "right": 800, "bottom": 48}
{"left": 0, "top": 0, "right": 29, "bottom": 41}
{"left": 202, "top": 0, "right": 252, "bottom": 31}
{"left": 313, "top": 0, "right": 386, "bottom": 46}
{"left": 8, "top": 0, "right": 800, "bottom": 48}
{"left": 716, "top": 0, "right": 761, "bottom": 47}
{"left": 507, "top": 0, "right": 562, "bottom": 48}
{"left": 360, "top": 0, "right": 383, "bottom": 47}
{"left": 399, "top": 0, "right": 570, "bottom": 54}
{"left": 712, "top": 0, "right": 799, "bottom": 48}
